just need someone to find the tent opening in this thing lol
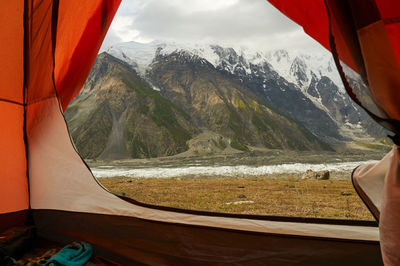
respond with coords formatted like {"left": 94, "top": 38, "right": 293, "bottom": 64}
{"left": 63, "top": 0, "right": 387, "bottom": 222}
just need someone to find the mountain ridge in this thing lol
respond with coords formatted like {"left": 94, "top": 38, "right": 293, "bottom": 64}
{"left": 66, "top": 51, "right": 333, "bottom": 159}
{"left": 64, "top": 40, "right": 387, "bottom": 159}
{"left": 106, "top": 41, "right": 385, "bottom": 142}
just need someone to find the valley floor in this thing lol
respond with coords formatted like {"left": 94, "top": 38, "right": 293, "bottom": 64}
{"left": 92, "top": 151, "right": 387, "bottom": 221}
{"left": 99, "top": 174, "right": 374, "bottom": 221}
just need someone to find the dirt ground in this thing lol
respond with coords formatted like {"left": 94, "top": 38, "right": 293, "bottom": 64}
{"left": 99, "top": 175, "right": 375, "bottom": 221}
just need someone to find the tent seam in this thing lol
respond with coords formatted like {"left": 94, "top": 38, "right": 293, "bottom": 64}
{"left": 0, "top": 98, "right": 24, "bottom": 106}
{"left": 22, "top": 0, "right": 32, "bottom": 219}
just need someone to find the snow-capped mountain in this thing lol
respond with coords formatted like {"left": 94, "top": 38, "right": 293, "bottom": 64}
{"left": 105, "top": 41, "right": 384, "bottom": 143}
{"left": 106, "top": 40, "right": 340, "bottom": 88}
{"left": 105, "top": 41, "right": 220, "bottom": 75}
{"left": 266, "top": 49, "right": 342, "bottom": 92}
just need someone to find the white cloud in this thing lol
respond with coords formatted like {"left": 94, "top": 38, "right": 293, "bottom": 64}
{"left": 112, "top": 16, "right": 138, "bottom": 42}
{"left": 167, "top": 0, "right": 240, "bottom": 13}
{"left": 102, "top": 0, "right": 326, "bottom": 53}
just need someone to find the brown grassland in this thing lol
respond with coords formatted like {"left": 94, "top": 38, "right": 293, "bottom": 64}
{"left": 99, "top": 174, "right": 375, "bottom": 221}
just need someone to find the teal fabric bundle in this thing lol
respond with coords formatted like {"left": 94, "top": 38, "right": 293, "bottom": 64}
{"left": 47, "top": 242, "right": 92, "bottom": 266}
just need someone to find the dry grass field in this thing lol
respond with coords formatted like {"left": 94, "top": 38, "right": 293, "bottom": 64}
{"left": 99, "top": 175, "right": 375, "bottom": 221}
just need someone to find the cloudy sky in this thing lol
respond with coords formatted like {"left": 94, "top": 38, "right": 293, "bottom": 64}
{"left": 102, "top": 0, "right": 324, "bottom": 52}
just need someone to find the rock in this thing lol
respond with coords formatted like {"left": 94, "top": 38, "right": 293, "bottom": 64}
{"left": 238, "top": 194, "right": 247, "bottom": 199}
{"left": 302, "top": 169, "right": 314, "bottom": 180}
{"left": 341, "top": 192, "right": 352, "bottom": 196}
{"left": 302, "top": 169, "right": 330, "bottom": 180}
{"left": 316, "top": 170, "right": 330, "bottom": 180}
{"left": 225, "top": 200, "right": 254, "bottom": 205}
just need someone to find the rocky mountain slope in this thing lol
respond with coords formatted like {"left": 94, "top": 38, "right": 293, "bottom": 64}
{"left": 66, "top": 52, "right": 332, "bottom": 159}
{"left": 147, "top": 51, "right": 331, "bottom": 151}
{"left": 107, "top": 41, "right": 385, "bottom": 143}
{"left": 65, "top": 40, "right": 386, "bottom": 159}
{"left": 65, "top": 53, "right": 198, "bottom": 159}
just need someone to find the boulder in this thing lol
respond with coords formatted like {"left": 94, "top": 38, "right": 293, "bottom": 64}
{"left": 302, "top": 169, "right": 314, "bottom": 180}
{"left": 302, "top": 169, "right": 330, "bottom": 180}
{"left": 316, "top": 170, "right": 330, "bottom": 180}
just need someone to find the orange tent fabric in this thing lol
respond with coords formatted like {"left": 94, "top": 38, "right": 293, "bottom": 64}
{"left": 0, "top": 0, "right": 120, "bottom": 217}
{"left": 0, "top": 1, "right": 27, "bottom": 215}
{"left": 55, "top": 1, "right": 120, "bottom": 111}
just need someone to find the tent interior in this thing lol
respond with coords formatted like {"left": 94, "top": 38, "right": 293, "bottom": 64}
{"left": 1, "top": 0, "right": 399, "bottom": 265}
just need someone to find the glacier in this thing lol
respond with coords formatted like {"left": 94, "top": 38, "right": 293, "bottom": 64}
{"left": 93, "top": 160, "right": 378, "bottom": 179}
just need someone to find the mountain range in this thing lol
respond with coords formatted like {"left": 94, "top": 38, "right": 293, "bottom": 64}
{"left": 65, "top": 41, "right": 385, "bottom": 159}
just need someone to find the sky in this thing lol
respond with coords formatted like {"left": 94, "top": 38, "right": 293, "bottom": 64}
{"left": 102, "top": 0, "right": 325, "bottom": 52}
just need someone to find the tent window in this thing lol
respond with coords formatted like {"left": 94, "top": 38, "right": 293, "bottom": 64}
{"left": 63, "top": 0, "right": 390, "bottom": 222}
